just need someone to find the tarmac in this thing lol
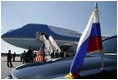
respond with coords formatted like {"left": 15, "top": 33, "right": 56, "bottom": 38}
{"left": 1, "top": 56, "right": 22, "bottom": 79}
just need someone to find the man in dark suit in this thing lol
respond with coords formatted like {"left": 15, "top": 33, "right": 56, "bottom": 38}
{"left": 7, "top": 50, "right": 13, "bottom": 67}
{"left": 25, "top": 46, "right": 32, "bottom": 63}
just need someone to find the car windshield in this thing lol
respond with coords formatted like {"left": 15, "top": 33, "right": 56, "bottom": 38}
{"left": 102, "top": 36, "right": 117, "bottom": 53}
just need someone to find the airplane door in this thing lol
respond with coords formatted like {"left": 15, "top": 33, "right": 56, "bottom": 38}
{"left": 36, "top": 32, "right": 41, "bottom": 40}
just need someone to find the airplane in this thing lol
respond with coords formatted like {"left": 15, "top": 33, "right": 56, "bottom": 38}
{"left": 1, "top": 23, "right": 108, "bottom": 52}
{"left": 1, "top": 24, "right": 81, "bottom": 51}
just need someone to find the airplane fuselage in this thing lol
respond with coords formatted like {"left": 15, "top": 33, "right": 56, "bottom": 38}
{"left": 2, "top": 24, "right": 81, "bottom": 50}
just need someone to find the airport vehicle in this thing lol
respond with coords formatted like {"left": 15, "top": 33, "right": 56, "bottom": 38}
{"left": 6, "top": 35, "right": 117, "bottom": 79}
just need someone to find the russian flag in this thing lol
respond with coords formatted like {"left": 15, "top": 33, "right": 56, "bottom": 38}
{"left": 66, "top": 8, "right": 103, "bottom": 79}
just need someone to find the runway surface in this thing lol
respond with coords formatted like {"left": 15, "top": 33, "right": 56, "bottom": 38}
{"left": 1, "top": 56, "right": 22, "bottom": 79}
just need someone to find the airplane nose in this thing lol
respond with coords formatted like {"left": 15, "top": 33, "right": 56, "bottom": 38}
{"left": 1, "top": 28, "right": 23, "bottom": 39}
{"left": 1, "top": 31, "right": 15, "bottom": 45}
{"left": 1, "top": 33, "right": 9, "bottom": 38}
{"left": 1, "top": 28, "right": 41, "bottom": 50}
{"left": 1, "top": 33, "right": 5, "bottom": 38}
{"left": 1, "top": 30, "right": 14, "bottom": 38}
{"left": 1, "top": 31, "right": 15, "bottom": 47}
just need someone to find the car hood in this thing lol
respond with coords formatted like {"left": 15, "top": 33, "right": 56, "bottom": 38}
{"left": 10, "top": 57, "right": 116, "bottom": 79}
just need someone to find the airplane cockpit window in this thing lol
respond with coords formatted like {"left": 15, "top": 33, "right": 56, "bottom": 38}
{"left": 7, "top": 29, "right": 14, "bottom": 33}
{"left": 22, "top": 24, "right": 30, "bottom": 27}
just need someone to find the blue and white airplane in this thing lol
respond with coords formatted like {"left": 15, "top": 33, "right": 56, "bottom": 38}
{"left": 1, "top": 23, "right": 109, "bottom": 51}
{"left": 1, "top": 23, "right": 81, "bottom": 51}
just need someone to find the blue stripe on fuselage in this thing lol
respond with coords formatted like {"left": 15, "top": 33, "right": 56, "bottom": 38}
{"left": 2, "top": 24, "right": 79, "bottom": 41}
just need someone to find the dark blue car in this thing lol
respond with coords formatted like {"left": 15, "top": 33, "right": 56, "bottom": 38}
{"left": 6, "top": 35, "right": 117, "bottom": 79}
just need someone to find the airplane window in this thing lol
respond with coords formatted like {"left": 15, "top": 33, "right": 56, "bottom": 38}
{"left": 103, "top": 37, "right": 117, "bottom": 53}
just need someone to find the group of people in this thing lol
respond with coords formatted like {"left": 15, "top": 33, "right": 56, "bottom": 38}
{"left": 7, "top": 47, "right": 34, "bottom": 67}
{"left": 7, "top": 47, "right": 69, "bottom": 67}
{"left": 51, "top": 49, "right": 65, "bottom": 59}
{"left": 21, "top": 47, "right": 35, "bottom": 64}
{"left": 20, "top": 47, "right": 36, "bottom": 64}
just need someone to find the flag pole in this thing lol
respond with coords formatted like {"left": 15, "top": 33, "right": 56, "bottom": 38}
{"left": 100, "top": 51, "right": 105, "bottom": 72}
{"left": 94, "top": 2, "right": 105, "bottom": 72}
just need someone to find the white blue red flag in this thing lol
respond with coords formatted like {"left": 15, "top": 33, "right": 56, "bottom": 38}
{"left": 66, "top": 8, "right": 103, "bottom": 79}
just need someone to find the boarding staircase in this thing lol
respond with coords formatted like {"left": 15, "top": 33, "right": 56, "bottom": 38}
{"left": 36, "top": 32, "right": 61, "bottom": 61}
{"left": 49, "top": 35, "right": 61, "bottom": 53}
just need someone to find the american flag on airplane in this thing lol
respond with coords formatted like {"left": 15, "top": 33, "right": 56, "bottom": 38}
{"left": 34, "top": 55, "right": 44, "bottom": 62}
{"left": 34, "top": 44, "right": 45, "bottom": 62}
{"left": 36, "top": 44, "right": 45, "bottom": 55}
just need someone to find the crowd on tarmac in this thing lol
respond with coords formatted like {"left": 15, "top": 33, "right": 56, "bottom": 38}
{"left": 7, "top": 46, "right": 74, "bottom": 68}
{"left": 20, "top": 47, "right": 36, "bottom": 64}
{"left": 7, "top": 46, "right": 36, "bottom": 67}
{"left": 51, "top": 49, "right": 65, "bottom": 59}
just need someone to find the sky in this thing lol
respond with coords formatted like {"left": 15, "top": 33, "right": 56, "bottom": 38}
{"left": 1, "top": 1, "right": 117, "bottom": 54}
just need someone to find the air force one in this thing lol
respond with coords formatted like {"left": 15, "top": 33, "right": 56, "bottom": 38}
{"left": 1, "top": 23, "right": 108, "bottom": 51}
{"left": 1, "top": 24, "right": 81, "bottom": 51}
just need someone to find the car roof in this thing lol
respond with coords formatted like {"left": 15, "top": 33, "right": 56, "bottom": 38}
{"left": 103, "top": 35, "right": 117, "bottom": 42}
